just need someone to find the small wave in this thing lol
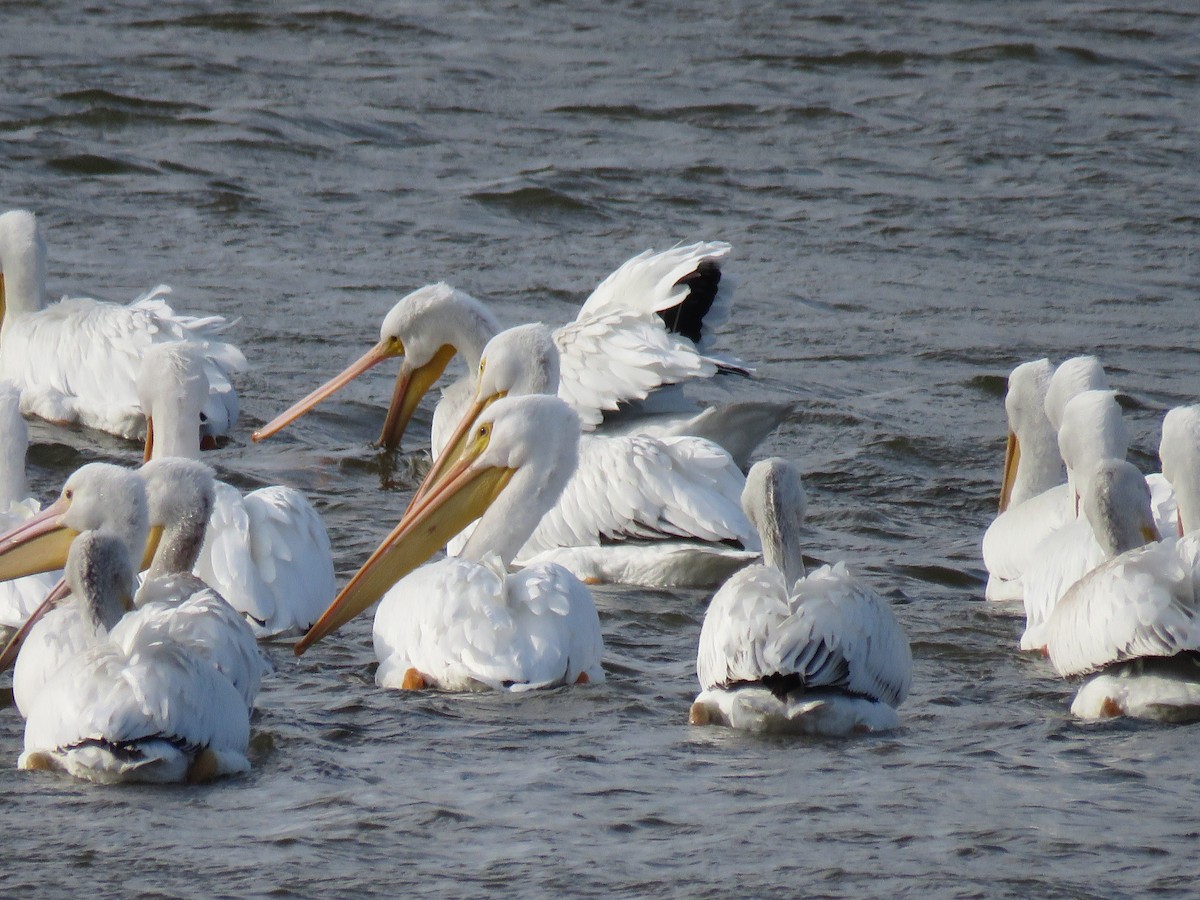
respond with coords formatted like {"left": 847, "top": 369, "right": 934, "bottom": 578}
{"left": 45, "top": 153, "right": 159, "bottom": 176}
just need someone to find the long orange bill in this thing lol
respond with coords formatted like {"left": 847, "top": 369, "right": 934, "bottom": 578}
{"left": 998, "top": 430, "right": 1019, "bottom": 513}
{"left": 0, "top": 497, "right": 76, "bottom": 581}
{"left": 143, "top": 416, "right": 155, "bottom": 463}
{"left": 294, "top": 439, "right": 514, "bottom": 656}
{"left": 252, "top": 339, "right": 401, "bottom": 442}
{"left": 377, "top": 344, "right": 457, "bottom": 450}
{"left": 0, "top": 576, "right": 70, "bottom": 672}
{"left": 405, "top": 392, "right": 501, "bottom": 512}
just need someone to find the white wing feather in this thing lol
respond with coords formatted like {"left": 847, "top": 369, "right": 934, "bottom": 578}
{"left": 374, "top": 556, "right": 603, "bottom": 691}
{"left": 194, "top": 481, "right": 335, "bottom": 637}
{"left": 514, "top": 433, "right": 757, "bottom": 560}
{"left": 1046, "top": 534, "right": 1200, "bottom": 678}
{"left": 0, "top": 287, "right": 243, "bottom": 439}
{"left": 697, "top": 562, "right": 911, "bottom": 708}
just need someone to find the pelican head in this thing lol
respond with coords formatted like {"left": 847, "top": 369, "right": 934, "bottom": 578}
{"left": 138, "top": 457, "right": 217, "bottom": 577}
{"left": 1058, "top": 390, "right": 1129, "bottom": 515}
{"left": 742, "top": 457, "right": 808, "bottom": 588}
{"left": 0, "top": 463, "right": 148, "bottom": 582}
{"left": 998, "top": 358, "right": 1054, "bottom": 513}
{"left": 0, "top": 209, "right": 48, "bottom": 327}
{"left": 252, "top": 283, "right": 500, "bottom": 449}
{"left": 1080, "top": 458, "right": 1160, "bottom": 557}
{"left": 295, "top": 393, "right": 580, "bottom": 655}
{"left": 1044, "top": 356, "right": 1108, "bottom": 433}
{"left": 138, "top": 342, "right": 214, "bottom": 462}
{"left": 415, "top": 324, "right": 560, "bottom": 506}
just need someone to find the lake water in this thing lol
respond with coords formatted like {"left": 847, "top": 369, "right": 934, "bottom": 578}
{"left": 2, "top": 1, "right": 1199, "bottom": 896}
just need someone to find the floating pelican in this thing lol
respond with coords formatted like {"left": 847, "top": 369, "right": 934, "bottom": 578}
{"left": 0, "top": 461, "right": 263, "bottom": 715}
{"left": 18, "top": 531, "right": 250, "bottom": 784}
{"left": 0, "top": 381, "right": 59, "bottom": 642}
{"left": 983, "top": 356, "right": 1106, "bottom": 601}
{"left": 139, "top": 342, "right": 334, "bottom": 637}
{"left": 1045, "top": 409, "right": 1200, "bottom": 721}
{"left": 253, "top": 242, "right": 757, "bottom": 451}
{"left": 1020, "top": 392, "right": 1177, "bottom": 650}
{"left": 690, "top": 458, "right": 912, "bottom": 735}
{"left": 0, "top": 209, "right": 244, "bottom": 440}
{"left": 294, "top": 394, "right": 605, "bottom": 694}
{"left": 432, "top": 324, "right": 760, "bottom": 588}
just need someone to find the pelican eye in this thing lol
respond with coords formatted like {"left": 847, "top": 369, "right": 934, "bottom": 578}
{"left": 477, "top": 424, "right": 489, "bottom": 438}
{"left": 63, "top": 488, "right": 74, "bottom": 501}
{"left": 479, "top": 358, "right": 487, "bottom": 375}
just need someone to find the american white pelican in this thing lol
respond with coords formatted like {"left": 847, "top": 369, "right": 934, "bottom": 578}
{"left": 1044, "top": 410, "right": 1200, "bottom": 721}
{"left": 0, "top": 381, "right": 59, "bottom": 641}
{"left": 0, "top": 461, "right": 263, "bottom": 715}
{"left": 432, "top": 324, "right": 760, "bottom": 588}
{"left": 0, "top": 209, "right": 244, "bottom": 441}
{"left": 252, "top": 242, "right": 752, "bottom": 450}
{"left": 18, "top": 531, "right": 250, "bottom": 784}
{"left": 982, "top": 356, "right": 1107, "bottom": 601}
{"left": 690, "top": 458, "right": 912, "bottom": 735}
{"left": 139, "top": 342, "right": 334, "bottom": 637}
{"left": 293, "top": 394, "right": 605, "bottom": 694}
{"left": 1020, "top": 392, "right": 1178, "bottom": 650}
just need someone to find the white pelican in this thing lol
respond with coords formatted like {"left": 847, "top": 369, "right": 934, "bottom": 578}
{"left": 0, "top": 381, "right": 59, "bottom": 641}
{"left": 431, "top": 323, "right": 760, "bottom": 588}
{"left": 18, "top": 531, "right": 250, "bottom": 784}
{"left": 293, "top": 394, "right": 605, "bottom": 694}
{"left": 0, "top": 461, "right": 263, "bottom": 714}
{"left": 1020, "top": 392, "right": 1177, "bottom": 651}
{"left": 982, "top": 356, "right": 1107, "bottom": 601}
{"left": 252, "top": 242, "right": 760, "bottom": 451}
{"left": 690, "top": 458, "right": 912, "bottom": 735}
{"left": 0, "top": 208, "right": 244, "bottom": 440}
{"left": 1045, "top": 410, "right": 1200, "bottom": 721}
{"left": 139, "top": 342, "right": 334, "bottom": 637}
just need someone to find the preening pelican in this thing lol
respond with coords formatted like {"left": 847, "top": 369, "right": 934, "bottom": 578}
{"left": 433, "top": 324, "right": 760, "bottom": 588}
{"left": 252, "top": 242, "right": 752, "bottom": 450}
{"left": 0, "top": 381, "right": 59, "bottom": 641}
{"left": 18, "top": 531, "right": 250, "bottom": 784}
{"left": 983, "top": 356, "right": 1106, "bottom": 601}
{"left": 139, "top": 343, "right": 335, "bottom": 637}
{"left": 0, "top": 209, "right": 244, "bottom": 440}
{"left": 294, "top": 395, "right": 604, "bottom": 694}
{"left": 1045, "top": 409, "right": 1200, "bottom": 721}
{"left": 0, "top": 462, "right": 263, "bottom": 715}
{"left": 690, "top": 458, "right": 912, "bottom": 735}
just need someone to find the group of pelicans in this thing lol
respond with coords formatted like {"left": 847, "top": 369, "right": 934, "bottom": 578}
{"left": 0, "top": 207, "right": 912, "bottom": 784}
{"left": 983, "top": 356, "right": 1200, "bottom": 720}
{"left": 2, "top": 207, "right": 1193, "bottom": 787}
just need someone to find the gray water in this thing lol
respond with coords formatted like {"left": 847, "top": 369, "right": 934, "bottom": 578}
{"left": 3, "top": 1, "right": 1200, "bottom": 896}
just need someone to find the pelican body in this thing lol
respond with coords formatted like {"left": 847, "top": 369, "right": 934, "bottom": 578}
{"left": 294, "top": 395, "right": 605, "bottom": 694}
{"left": 691, "top": 459, "right": 912, "bottom": 735}
{"left": 140, "top": 342, "right": 335, "bottom": 637}
{"left": 438, "top": 324, "right": 760, "bottom": 588}
{"left": 0, "top": 209, "right": 244, "bottom": 440}
{"left": 18, "top": 531, "right": 250, "bottom": 784}
{"left": 1045, "top": 408, "right": 1200, "bottom": 721}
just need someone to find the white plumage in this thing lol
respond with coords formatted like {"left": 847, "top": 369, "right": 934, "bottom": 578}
{"left": 0, "top": 209, "right": 244, "bottom": 440}
{"left": 0, "top": 380, "right": 59, "bottom": 638}
{"left": 295, "top": 395, "right": 605, "bottom": 693}
{"left": 982, "top": 357, "right": 1107, "bottom": 601}
{"left": 18, "top": 531, "right": 250, "bottom": 784}
{"left": 252, "top": 242, "right": 764, "bottom": 453}
{"left": 440, "top": 324, "right": 761, "bottom": 588}
{"left": 1043, "top": 406, "right": 1200, "bottom": 721}
{"left": 139, "top": 342, "right": 335, "bottom": 637}
{"left": 691, "top": 458, "right": 911, "bottom": 735}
